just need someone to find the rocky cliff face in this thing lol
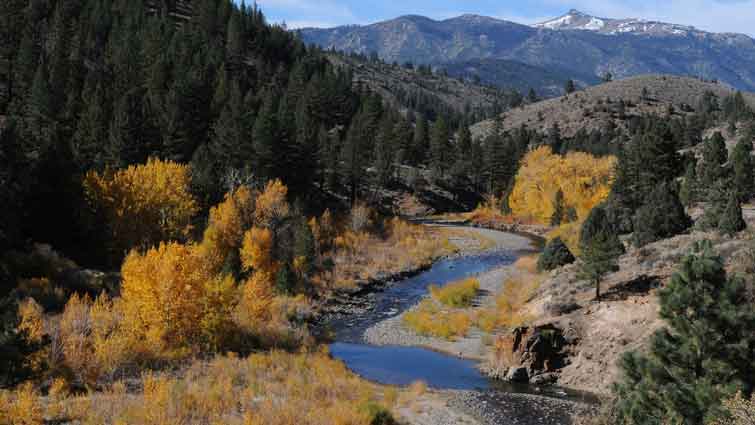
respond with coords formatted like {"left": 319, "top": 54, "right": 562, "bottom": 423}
{"left": 299, "top": 12, "right": 755, "bottom": 93}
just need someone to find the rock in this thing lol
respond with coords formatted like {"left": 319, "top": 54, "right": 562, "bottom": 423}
{"left": 530, "top": 373, "right": 558, "bottom": 385}
{"left": 506, "top": 366, "right": 529, "bottom": 383}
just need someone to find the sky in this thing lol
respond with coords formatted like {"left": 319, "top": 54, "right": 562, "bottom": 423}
{"left": 254, "top": 0, "right": 755, "bottom": 36}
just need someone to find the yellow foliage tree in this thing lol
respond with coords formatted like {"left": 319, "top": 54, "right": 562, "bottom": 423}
{"left": 240, "top": 227, "right": 277, "bottom": 273}
{"left": 83, "top": 158, "right": 199, "bottom": 257}
{"left": 509, "top": 146, "right": 616, "bottom": 225}
{"left": 200, "top": 185, "right": 256, "bottom": 273}
{"left": 120, "top": 242, "right": 214, "bottom": 352}
{"left": 254, "top": 179, "right": 290, "bottom": 230}
{"left": 237, "top": 227, "right": 278, "bottom": 327}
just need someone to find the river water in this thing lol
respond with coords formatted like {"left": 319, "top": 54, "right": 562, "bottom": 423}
{"left": 327, "top": 250, "right": 514, "bottom": 390}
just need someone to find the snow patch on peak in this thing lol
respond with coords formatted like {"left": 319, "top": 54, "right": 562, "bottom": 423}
{"left": 583, "top": 17, "right": 605, "bottom": 30}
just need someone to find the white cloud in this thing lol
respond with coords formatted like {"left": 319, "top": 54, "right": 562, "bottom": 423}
{"left": 284, "top": 20, "right": 340, "bottom": 29}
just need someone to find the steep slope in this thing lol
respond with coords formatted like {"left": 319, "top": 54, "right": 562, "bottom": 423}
{"left": 471, "top": 75, "right": 755, "bottom": 139}
{"left": 299, "top": 14, "right": 755, "bottom": 92}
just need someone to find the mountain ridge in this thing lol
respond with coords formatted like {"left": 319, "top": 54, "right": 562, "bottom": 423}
{"left": 299, "top": 12, "right": 755, "bottom": 92}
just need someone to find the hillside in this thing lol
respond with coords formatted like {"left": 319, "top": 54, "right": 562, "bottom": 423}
{"left": 471, "top": 75, "right": 755, "bottom": 139}
{"left": 325, "top": 53, "right": 511, "bottom": 121}
{"left": 299, "top": 13, "right": 755, "bottom": 92}
{"left": 441, "top": 58, "right": 600, "bottom": 98}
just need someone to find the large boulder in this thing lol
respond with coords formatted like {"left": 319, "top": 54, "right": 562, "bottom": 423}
{"left": 500, "top": 324, "right": 573, "bottom": 383}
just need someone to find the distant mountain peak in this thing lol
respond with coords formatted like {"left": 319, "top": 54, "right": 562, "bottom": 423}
{"left": 534, "top": 9, "right": 698, "bottom": 36}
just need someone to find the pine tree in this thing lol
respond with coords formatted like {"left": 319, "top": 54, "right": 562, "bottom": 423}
{"left": 393, "top": 117, "right": 413, "bottom": 167}
{"left": 108, "top": 89, "right": 153, "bottom": 168}
{"left": 253, "top": 90, "right": 280, "bottom": 181}
{"left": 632, "top": 182, "right": 691, "bottom": 247}
{"left": 211, "top": 81, "right": 252, "bottom": 169}
{"left": 578, "top": 205, "right": 624, "bottom": 300}
{"left": 610, "top": 130, "right": 682, "bottom": 228}
{"left": 547, "top": 122, "right": 562, "bottom": 153}
{"left": 538, "top": 237, "right": 575, "bottom": 271}
{"left": 527, "top": 88, "right": 538, "bottom": 103}
{"left": 700, "top": 132, "right": 729, "bottom": 189}
{"left": 411, "top": 115, "right": 428, "bottom": 165}
{"left": 0, "top": 0, "right": 27, "bottom": 112}
{"left": 373, "top": 116, "right": 394, "bottom": 186}
{"left": 731, "top": 138, "right": 754, "bottom": 202}
{"left": 551, "top": 189, "right": 566, "bottom": 226}
{"left": 718, "top": 192, "right": 746, "bottom": 236}
{"left": 697, "top": 179, "right": 731, "bottom": 231}
{"left": 25, "top": 62, "right": 55, "bottom": 146}
{"left": 456, "top": 123, "right": 472, "bottom": 163}
{"left": 429, "top": 117, "right": 450, "bottom": 177}
{"left": 579, "top": 230, "right": 623, "bottom": 301}
{"left": 293, "top": 216, "right": 316, "bottom": 279}
{"left": 342, "top": 111, "right": 365, "bottom": 204}
{"left": 72, "top": 77, "right": 109, "bottom": 170}
{"left": 679, "top": 161, "right": 697, "bottom": 207}
{"left": 565, "top": 79, "right": 576, "bottom": 94}
{"left": 615, "top": 241, "right": 755, "bottom": 424}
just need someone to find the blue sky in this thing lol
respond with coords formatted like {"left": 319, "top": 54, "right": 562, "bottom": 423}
{"left": 254, "top": 0, "right": 755, "bottom": 36}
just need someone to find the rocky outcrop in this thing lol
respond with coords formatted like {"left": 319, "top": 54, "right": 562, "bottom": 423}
{"left": 493, "top": 324, "right": 576, "bottom": 384}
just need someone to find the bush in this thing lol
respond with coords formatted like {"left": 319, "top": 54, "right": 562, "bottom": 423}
{"left": 537, "top": 237, "right": 575, "bottom": 271}
{"left": 403, "top": 300, "right": 472, "bottom": 340}
{"left": 429, "top": 278, "right": 479, "bottom": 307}
{"left": 632, "top": 182, "right": 691, "bottom": 247}
{"left": 719, "top": 192, "right": 747, "bottom": 236}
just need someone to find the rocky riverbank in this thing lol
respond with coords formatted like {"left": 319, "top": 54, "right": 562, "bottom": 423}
{"left": 397, "top": 389, "right": 595, "bottom": 425}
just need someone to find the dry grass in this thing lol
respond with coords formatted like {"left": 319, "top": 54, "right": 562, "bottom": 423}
{"left": 429, "top": 278, "right": 479, "bottom": 307}
{"left": 467, "top": 195, "right": 537, "bottom": 228}
{"left": 329, "top": 217, "right": 456, "bottom": 289}
{"left": 403, "top": 278, "right": 481, "bottom": 340}
{"left": 2, "top": 349, "right": 398, "bottom": 425}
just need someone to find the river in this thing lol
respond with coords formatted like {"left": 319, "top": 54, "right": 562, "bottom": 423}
{"left": 325, "top": 225, "right": 597, "bottom": 406}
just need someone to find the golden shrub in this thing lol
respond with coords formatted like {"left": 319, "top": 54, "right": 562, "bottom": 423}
{"left": 83, "top": 158, "right": 199, "bottom": 256}
{"left": 17, "top": 298, "right": 45, "bottom": 343}
{"left": 509, "top": 146, "right": 615, "bottom": 225}
{"left": 429, "top": 278, "right": 480, "bottom": 307}
{"left": 0, "top": 383, "right": 43, "bottom": 425}
{"left": 200, "top": 185, "right": 256, "bottom": 272}
{"left": 240, "top": 227, "right": 277, "bottom": 274}
{"left": 403, "top": 300, "right": 472, "bottom": 340}
{"left": 120, "top": 242, "right": 212, "bottom": 352}
{"left": 254, "top": 179, "right": 290, "bottom": 229}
